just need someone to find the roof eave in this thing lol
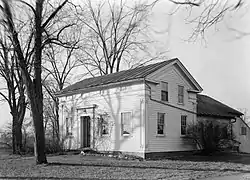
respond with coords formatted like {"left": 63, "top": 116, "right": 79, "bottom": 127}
{"left": 197, "top": 113, "right": 241, "bottom": 119}
{"left": 175, "top": 59, "right": 203, "bottom": 92}
{"left": 56, "top": 78, "right": 145, "bottom": 98}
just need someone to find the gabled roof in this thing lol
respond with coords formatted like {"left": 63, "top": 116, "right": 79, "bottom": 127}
{"left": 57, "top": 58, "right": 202, "bottom": 97}
{"left": 197, "top": 94, "right": 243, "bottom": 119}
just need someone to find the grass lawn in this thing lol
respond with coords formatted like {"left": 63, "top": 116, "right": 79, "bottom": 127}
{"left": 0, "top": 152, "right": 250, "bottom": 180}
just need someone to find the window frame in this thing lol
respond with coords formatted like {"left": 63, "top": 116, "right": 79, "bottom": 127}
{"left": 157, "top": 113, "right": 165, "bottom": 136}
{"left": 241, "top": 126, "right": 247, "bottom": 135}
{"left": 121, "top": 111, "right": 133, "bottom": 136}
{"left": 161, "top": 82, "right": 168, "bottom": 102}
{"left": 178, "top": 85, "right": 184, "bottom": 104}
{"left": 99, "top": 115, "right": 109, "bottom": 136}
{"left": 65, "top": 117, "right": 73, "bottom": 136}
{"left": 181, "top": 115, "right": 187, "bottom": 136}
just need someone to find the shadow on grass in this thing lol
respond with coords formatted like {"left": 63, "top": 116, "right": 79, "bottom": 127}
{"left": 160, "top": 153, "right": 250, "bottom": 165}
{"left": 46, "top": 162, "right": 250, "bottom": 174}
{"left": 145, "top": 151, "right": 250, "bottom": 165}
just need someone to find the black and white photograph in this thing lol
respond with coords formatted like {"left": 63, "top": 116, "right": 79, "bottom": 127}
{"left": 0, "top": 0, "right": 249, "bottom": 179}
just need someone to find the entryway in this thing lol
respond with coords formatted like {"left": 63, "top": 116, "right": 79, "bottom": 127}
{"left": 80, "top": 116, "right": 91, "bottom": 148}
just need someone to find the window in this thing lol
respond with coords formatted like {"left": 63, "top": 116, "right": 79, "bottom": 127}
{"left": 181, "top": 115, "right": 187, "bottom": 135}
{"left": 161, "top": 82, "right": 168, "bottom": 101}
{"left": 121, "top": 112, "right": 132, "bottom": 135}
{"left": 178, "top": 85, "right": 184, "bottom": 104}
{"left": 65, "top": 117, "right": 72, "bottom": 136}
{"left": 66, "top": 118, "right": 69, "bottom": 135}
{"left": 157, "top": 113, "right": 165, "bottom": 135}
{"left": 241, "top": 127, "right": 247, "bottom": 135}
{"left": 100, "top": 115, "right": 109, "bottom": 136}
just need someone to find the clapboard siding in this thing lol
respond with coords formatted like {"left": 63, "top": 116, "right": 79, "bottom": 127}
{"left": 145, "top": 65, "right": 198, "bottom": 153}
{"left": 233, "top": 117, "right": 250, "bottom": 153}
{"left": 59, "top": 82, "right": 146, "bottom": 155}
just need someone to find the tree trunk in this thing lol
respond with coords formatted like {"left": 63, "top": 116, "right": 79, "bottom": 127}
{"left": 12, "top": 121, "right": 16, "bottom": 154}
{"left": 54, "top": 98, "right": 60, "bottom": 150}
{"left": 30, "top": 89, "right": 47, "bottom": 164}
{"left": 12, "top": 116, "right": 22, "bottom": 154}
{"left": 15, "top": 123, "right": 22, "bottom": 154}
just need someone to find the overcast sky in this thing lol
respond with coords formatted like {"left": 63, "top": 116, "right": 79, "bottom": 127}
{"left": 0, "top": 0, "right": 249, "bottom": 128}
{"left": 151, "top": 0, "right": 250, "bottom": 111}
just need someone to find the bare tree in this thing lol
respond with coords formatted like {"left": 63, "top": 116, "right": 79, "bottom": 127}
{"left": 0, "top": 32, "right": 27, "bottom": 154}
{"left": 0, "top": 0, "right": 74, "bottom": 164}
{"left": 75, "top": 0, "right": 243, "bottom": 76}
{"left": 167, "top": 0, "right": 244, "bottom": 40}
{"left": 75, "top": 0, "right": 165, "bottom": 76}
{"left": 42, "top": 41, "right": 80, "bottom": 150}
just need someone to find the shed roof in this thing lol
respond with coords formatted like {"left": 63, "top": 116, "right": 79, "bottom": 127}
{"left": 58, "top": 58, "right": 177, "bottom": 96}
{"left": 197, "top": 94, "right": 243, "bottom": 118}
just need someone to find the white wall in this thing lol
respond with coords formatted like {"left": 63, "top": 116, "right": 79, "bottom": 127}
{"left": 145, "top": 65, "right": 198, "bottom": 153}
{"left": 233, "top": 117, "right": 250, "bottom": 153}
{"left": 59, "top": 82, "right": 146, "bottom": 156}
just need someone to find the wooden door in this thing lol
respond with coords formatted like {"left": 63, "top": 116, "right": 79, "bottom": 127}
{"left": 80, "top": 116, "right": 91, "bottom": 148}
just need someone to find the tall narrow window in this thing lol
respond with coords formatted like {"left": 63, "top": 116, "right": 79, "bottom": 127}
{"left": 178, "top": 85, "right": 184, "bottom": 104}
{"left": 161, "top": 82, "right": 168, "bottom": 101}
{"left": 157, "top": 113, "right": 165, "bottom": 135}
{"left": 181, "top": 115, "right": 187, "bottom": 135}
{"left": 121, "top": 112, "right": 132, "bottom": 135}
{"left": 66, "top": 118, "right": 69, "bottom": 135}
{"left": 66, "top": 117, "right": 72, "bottom": 136}
{"left": 100, "top": 115, "right": 109, "bottom": 136}
{"left": 241, "top": 127, "right": 247, "bottom": 135}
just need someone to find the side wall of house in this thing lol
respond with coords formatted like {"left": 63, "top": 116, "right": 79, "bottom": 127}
{"left": 233, "top": 117, "right": 250, "bottom": 153}
{"left": 145, "top": 65, "right": 198, "bottom": 153}
{"left": 59, "top": 82, "right": 146, "bottom": 157}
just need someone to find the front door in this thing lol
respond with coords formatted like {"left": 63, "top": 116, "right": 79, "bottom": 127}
{"left": 80, "top": 116, "right": 91, "bottom": 148}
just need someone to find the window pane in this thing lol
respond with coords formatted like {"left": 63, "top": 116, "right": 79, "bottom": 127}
{"left": 178, "top": 86, "right": 184, "bottom": 94}
{"left": 121, "top": 112, "right": 132, "bottom": 135}
{"left": 241, "top": 127, "right": 247, "bottom": 135}
{"left": 178, "top": 86, "right": 184, "bottom": 103}
{"left": 161, "top": 82, "right": 168, "bottom": 101}
{"left": 161, "top": 91, "right": 168, "bottom": 101}
{"left": 161, "top": 82, "right": 168, "bottom": 90}
{"left": 66, "top": 118, "right": 69, "bottom": 134}
{"left": 157, "top": 113, "right": 165, "bottom": 135}
{"left": 181, "top": 116, "right": 187, "bottom": 135}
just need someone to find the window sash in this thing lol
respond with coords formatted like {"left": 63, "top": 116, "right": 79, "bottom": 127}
{"left": 181, "top": 116, "right": 187, "bottom": 135}
{"left": 100, "top": 116, "right": 109, "bottom": 135}
{"left": 161, "top": 82, "right": 168, "bottom": 101}
{"left": 157, "top": 113, "right": 165, "bottom": 135}
{"left": 121, "top": 112, "right": 132, "bottom": 135}
{"left": 241, "top": 127, "right": 247, "bottom": 135}
{"left": 178, "top": 85, "right": 184, "bottom": 103}
{"left": 66, "top": 118, "right": 69, "bottom": 134}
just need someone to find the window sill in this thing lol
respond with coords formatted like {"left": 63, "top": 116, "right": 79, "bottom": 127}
{"left": 177, "top": 102, "right": 184, "bottom": 106}
{"left": 180, "top": 135, "right": 188, "bottom": 138}
{"left": 122, "top": 134, "right": 131, "bottom": 137}
{"left": 156, "top": 134, "right": 165, "bottom": 137}
{"left": 101, "top": 134, "right": 109, "bottom": 137}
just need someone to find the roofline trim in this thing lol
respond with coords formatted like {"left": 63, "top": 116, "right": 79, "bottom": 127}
{"left": 56, "top": 78, "right": 145, "bottom": 97}
{"left": 197, "top": 113, "right": 241, "bottom": 119}
{"left": 175, "top": 59, "right": 203, "bottom": 92}
{"left": 239, "top": 117, "right": 250, "bottom": 130}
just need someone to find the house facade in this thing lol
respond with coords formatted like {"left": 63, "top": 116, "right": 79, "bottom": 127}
{"left": 57, "top": 58, "right": 203, "bottom": 158}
